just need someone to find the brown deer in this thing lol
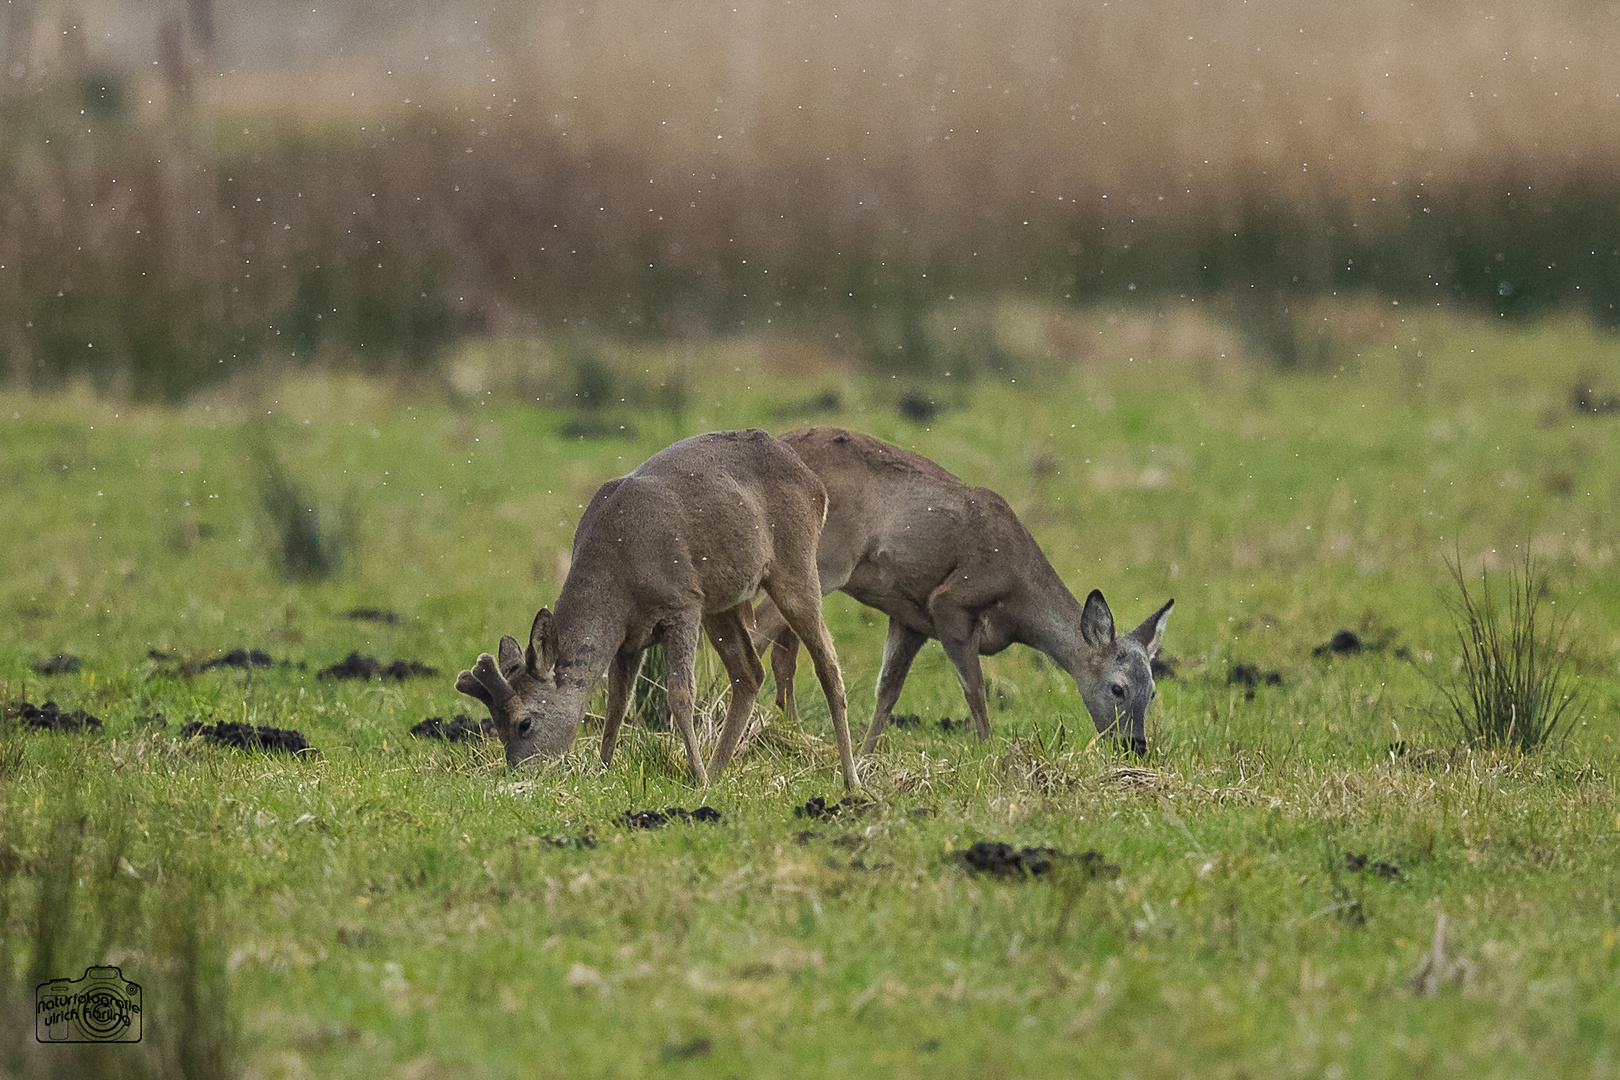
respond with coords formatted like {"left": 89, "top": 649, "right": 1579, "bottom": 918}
{"left": 755, "top": 427, "right": 1172, "bottom": 757}
{"left": 456, "top": 429, "right": 860, "bottom": 789}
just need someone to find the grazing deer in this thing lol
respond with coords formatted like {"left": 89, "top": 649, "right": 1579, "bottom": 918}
{"left": 456, "top": 429, "right": 860, "bottom": 788}
{"left": 755, "top": 427, "right": 1172, "bottom": 756}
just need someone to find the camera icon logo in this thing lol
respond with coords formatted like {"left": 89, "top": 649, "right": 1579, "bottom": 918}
{"left": 36, "top": 966, "right": 142, "bottom": 1043}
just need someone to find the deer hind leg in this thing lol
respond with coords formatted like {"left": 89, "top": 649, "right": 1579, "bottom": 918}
{"left": 703, "top": 604, "right": 766, "bottom": 781}
{"left": 859, "top": 618, "right": 929, "bottom": 758}
{"left": 929, "top": 600, "right": 993, "bottom": 741}
{"left": 600, "top": 648, "right": 644, "bottom": 768}
{"left": 752, "top": 597, "right": 800, "bottom": 720}
{"left": 662, "top": 615, "right": 708, "bottom": 785}
{"left": 765, "top": 581, "right": 858, "bottom": 790}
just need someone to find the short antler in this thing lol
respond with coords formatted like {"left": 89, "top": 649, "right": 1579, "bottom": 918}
{"left": 456, "top": 652, "right": 516, "bottom": 709}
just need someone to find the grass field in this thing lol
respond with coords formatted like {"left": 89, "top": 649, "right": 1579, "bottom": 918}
{"left": 2, "top": 302, "right": 1619, "bottom": 1077}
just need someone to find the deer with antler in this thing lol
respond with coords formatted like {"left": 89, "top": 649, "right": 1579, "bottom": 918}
{"left": 456, "top": 429, "right": 860, "bottom": 788}
{"left": 754, "top": 427, "right": 1173, "bottom": 757}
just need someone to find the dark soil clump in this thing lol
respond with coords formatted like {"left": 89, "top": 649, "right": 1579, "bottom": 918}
{"left": 890, "top": 712, "right": 921, "bottom": 729}
{"left": 318, "top": 652, "right": 439, "bottom": 681}
{"left": 12, "top": 700, "right": 103, "bottom": 733}
{"left": 1228, "top": 663, "right": 1283, "bottom": 699}
{"left": 1572, "top": 381, "right": 1620, "bottom": 416}
{"left": 410, "top": 714, "right": 494, "bottom": 742}
{"left": 957, "top": 842, "right": 1121, "bottom": 880}
{"left": 33, "top": 654, "right": 80, "bottom": 675}
{"left": 180, "top": 720, "right": 315, "bottom": 756}
{"left": 200, "top": 648, "right": 277, "bottom": 672}
{"left": 537, "top": 828, "right": 598, "bottom": 849}
{"left": 794, "top": 794, "right": 874, "bottom": 821}
{"left": 1313, "top": 629, "right": 1364, "bottom": 657}
{"left": 897, "top": 393, "right": 941, "bottom": 422}
{"left": 660, "top": 1038, "right": 713, "bottom": 1062}
{"left": 937, "top": 716, "right": 967, "bottom": 733}
{"left": 775, "top": 389, "right": 842, "bottom": 419}
{"left": 1344, "top": 852, "right": 1404, "bottom": 881}
{"left": 620, "top": 806, "right": 721, "bottom": 829}
{"left": 344, "top": 607, "right": 402, "bottom": 625}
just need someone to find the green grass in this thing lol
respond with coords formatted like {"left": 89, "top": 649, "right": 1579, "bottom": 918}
{"left": 2, "top": 304, "right": 1619, "bottom": 1077}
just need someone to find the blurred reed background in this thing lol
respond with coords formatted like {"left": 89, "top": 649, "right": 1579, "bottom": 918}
{"left": 3, "top": 0, "right": 1618, "bottom": 398}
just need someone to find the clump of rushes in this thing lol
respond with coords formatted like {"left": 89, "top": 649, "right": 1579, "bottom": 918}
{"left": 1440, "top": 553, "right": 1579, "bottom": 752}
{"left": 257, "top": 451, "right": 355, "bottom": 582}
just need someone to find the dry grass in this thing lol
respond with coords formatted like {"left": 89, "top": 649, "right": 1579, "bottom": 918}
{"left": 4, "top": 1, "right": 1620, "bottom": 393}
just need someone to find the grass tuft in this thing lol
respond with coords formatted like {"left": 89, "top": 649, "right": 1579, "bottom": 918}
{"left": 256, "top": 451, "right": 354, "bottom": 583}
{"left": 1439, "top": 553, "right": 1579, "bottom": 752}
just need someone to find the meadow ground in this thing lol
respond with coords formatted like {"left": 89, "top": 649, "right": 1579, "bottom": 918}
{"left": 1, "top": 302, "right": 1618, "bottom": 1077}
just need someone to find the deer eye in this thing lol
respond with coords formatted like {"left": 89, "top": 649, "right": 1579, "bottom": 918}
{"left": 517, "top": 719, "right": 533, "bottom": 737}
{"left": 1110, "top": 684, "right": 1127, "bottom": 699}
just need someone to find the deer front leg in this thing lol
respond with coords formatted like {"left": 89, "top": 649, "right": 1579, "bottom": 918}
{"left": 662, "top": 615, "right": 708, "bottom": 785}
{"left": 703, "top": 604, "right": 766, "bottom": 781}
{"left": 600, "top": 648, "right": 644, "bottom": 768}
{"left": 930, "top": 601, "right": 992, "bottom": 741}
{"left": 859, "top": 618, "right": 929, "bottom": 758}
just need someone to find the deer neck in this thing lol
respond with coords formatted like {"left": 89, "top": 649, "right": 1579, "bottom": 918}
{"left": 1027, "top": 580, "right": 1100, "bottom": 677}
{"left": 550, "top": 582, "right": 631, "bottom": 695}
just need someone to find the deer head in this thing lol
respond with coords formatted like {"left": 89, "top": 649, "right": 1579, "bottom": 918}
{"left": 455, "top": 609, "right": 584, "bottom": 766}
{"left": 1074, "top": 591, "right": 1173, "bottom": 756}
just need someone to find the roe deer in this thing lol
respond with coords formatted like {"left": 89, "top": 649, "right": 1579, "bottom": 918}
{"left": 456, "top": 429, "right": 860, "bottom": 788}
{"left": 755, "top": 427, "right": 1172, "bottom": 756}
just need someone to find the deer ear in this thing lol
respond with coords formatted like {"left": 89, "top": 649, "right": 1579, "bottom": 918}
{"left": 496, "top": 635, "right": 524, "bottom": 678}
{"left": 1080, "top": 589, "right": 1115, "bottom": 648}
{"left": 526, "top": 608, "right": 558, "bottom": 677}
{"left": 1129, "top": 598, "right": 1174, "bottom": 658}
{"left": 455, "top": 669, "right": 494, "bottom": 707}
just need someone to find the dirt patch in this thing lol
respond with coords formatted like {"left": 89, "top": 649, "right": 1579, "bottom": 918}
{"left": 180, "top": 720, "right": 315, "bottom": 756}
{"left": 343, "top": 607, "right": 402, "bottom": 625}
{"left": 32, "top": 654, "right": 80, "bottom": 675}
{"left": 794, "top": 794, "right": 874, "bottom": 821}
{"left": 1228, "top": 663, "right": 1283, "bottom": 699}
{"left": 792, "top": 830, "right": 826, "bottom": 845}
{"left": 409, "top": 714, "right": 493, "bottom": 742}
{"left": 619, "top": 806, "right": 721, "bottom": 829}
{"left": 1313, "top": 629, "right": 1364, "bottom": 657}
{"left": 957, "top": 842, "right": 1121, "bottom": 880}
{"left": 889, "top": 713, "right": 921, "bottom": 729}
{"left": 200, "top": 648, "right": 278, "bottom": 672}
{"left": 937, "top": 716, "right": 968, "bottom": 734}
{"left": 660, "top": 1038, "right": 713, "bottom": 1062}
{"left": 897, "top": 393, "right": 941, "bottom": 422}
{"left": 1344, "top": 852, "right": 1404, "bottom": 881}
{"left": 774, "top": 388, "right": 842, "bottom": 419}
{"left": 1572, "top": 380, "right": 1620, "bottom": 416}
{"left": 317, "top": 653, "right": 440, "bottom": 681}
{"left": 536, "top": 828, "right": 598, "bottom": 849}
{"left": 10, "top": 700, "right": 103, "bottom": 733}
